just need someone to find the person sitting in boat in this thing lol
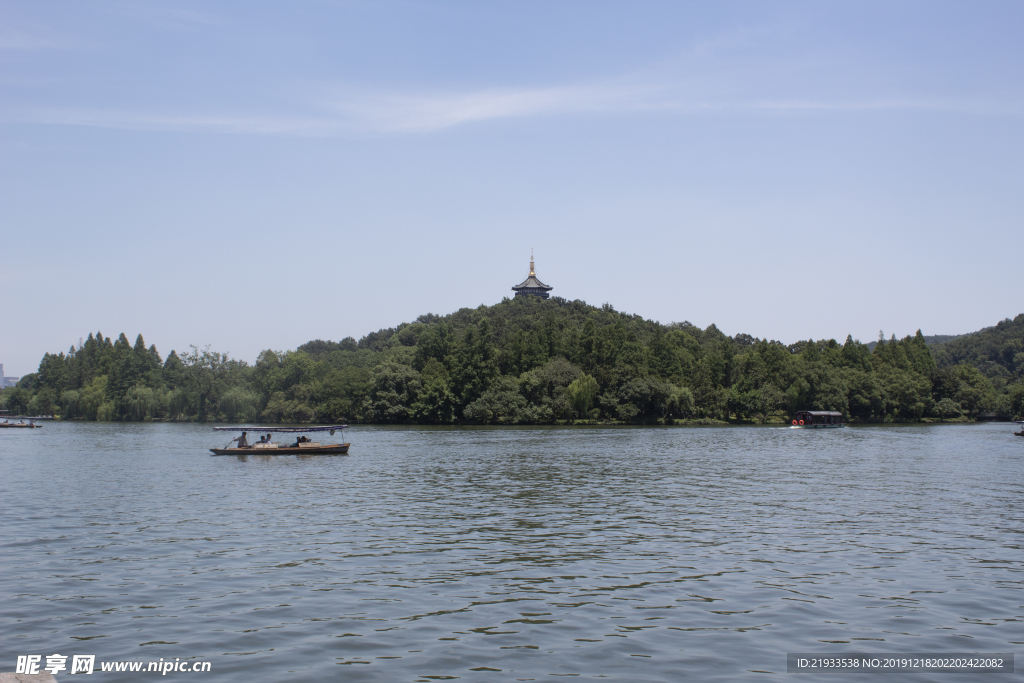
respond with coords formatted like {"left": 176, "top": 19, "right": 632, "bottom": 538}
{"left": 232, "top": 431, "right": 249, "bottom": 448}
{"left": 257, "top": 435, "right": 267, "bottom": 444}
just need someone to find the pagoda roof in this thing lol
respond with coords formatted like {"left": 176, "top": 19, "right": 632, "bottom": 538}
{"left": 512, "top": 275, "right": 552, "bottom": 291}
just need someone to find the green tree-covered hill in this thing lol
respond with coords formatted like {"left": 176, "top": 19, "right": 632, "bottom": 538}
{"left": 930, "top": 314, "right": 1024, "bottom": 383}
{"left": 5, "top": 299, "right": 1023, "bottom": 423}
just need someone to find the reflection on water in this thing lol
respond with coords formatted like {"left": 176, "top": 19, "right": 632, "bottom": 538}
{"left": 2, "top": 423, "right": 1022, "bottom": 682}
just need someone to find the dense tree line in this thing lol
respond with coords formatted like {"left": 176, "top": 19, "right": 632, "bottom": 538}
{"left": 0, "top": 332, "right": 251, "bottom": 422}
{"left": 930, "top": 314, "right": 1024, "bottom": 384}
{"left": 4, "top": 299, "right": 1023, "bottom": 423}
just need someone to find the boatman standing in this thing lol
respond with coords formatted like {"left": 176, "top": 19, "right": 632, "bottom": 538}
{"left": 233, "top": 431, "right": 249, "bottom": 448}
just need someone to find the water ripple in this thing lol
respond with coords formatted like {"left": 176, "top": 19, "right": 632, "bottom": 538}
{"left": 1, "top": 423, "right": 1022, "bottom": 681}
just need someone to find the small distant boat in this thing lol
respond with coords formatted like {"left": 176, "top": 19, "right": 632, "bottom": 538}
{"left": 210, "top": 425, "right": 350, "bottom": 455}
{"left": 0, "top": 419, "right": 42, "bottom": 429}
{"left": 1014, "top": 421, "right": 1024, "bottom": 437}
{"left": 791, "top": 411, "right": 846, "bottom": 428}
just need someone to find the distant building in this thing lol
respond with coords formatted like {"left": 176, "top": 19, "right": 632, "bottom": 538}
{"left": 1, "top": 363, "right": 19, "bottom": 388}
{"left": 511, "top": 251, "right": 554, "bottom": 300}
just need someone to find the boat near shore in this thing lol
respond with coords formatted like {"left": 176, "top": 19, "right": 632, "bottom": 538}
{"left": 210, "top": 425, "right": 350, "bottom": 455}
{"left": 791, "top": 410, "right": 846, "bottom": 428}
{"left": 0, "top": 419, "right": 42, "bottom": 429}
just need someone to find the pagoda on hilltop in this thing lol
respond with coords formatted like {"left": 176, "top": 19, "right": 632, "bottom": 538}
{"left": 511, "top": 250, "right": 553, "bottom": 300}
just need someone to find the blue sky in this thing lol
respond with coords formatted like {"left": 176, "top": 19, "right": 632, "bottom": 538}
{"left": 1, "top": 1, "right": 1022, "bottom": 375}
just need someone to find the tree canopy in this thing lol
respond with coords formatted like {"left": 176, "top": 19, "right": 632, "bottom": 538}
{"left": 5, "top": 301, "right": 1022, "bottom": 423}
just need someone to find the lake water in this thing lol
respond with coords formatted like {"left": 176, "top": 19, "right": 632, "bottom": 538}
{"left": 1, "top": 423, "right": 1021, "bottom": 681}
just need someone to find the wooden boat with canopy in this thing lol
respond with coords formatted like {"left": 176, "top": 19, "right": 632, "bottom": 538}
{"left": 791, "top": 411, "right": 846, "bottom": 428}
{"left": 210, "top": 425, "right": 350, "bottom": 455}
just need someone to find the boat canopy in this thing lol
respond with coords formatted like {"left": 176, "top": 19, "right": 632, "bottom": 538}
{"left": 794, "top": 410, "right": 843, "bottom": 417}
{"left": 212, "top": 425, "right": 347, "bottom": 433}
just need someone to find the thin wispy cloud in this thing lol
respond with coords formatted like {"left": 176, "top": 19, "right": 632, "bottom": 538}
{"left": 325, "top": 81, "right": 674, "bottom": 132}
{"left": 3, "top": 6, "right": 1019, "bottom": 136}
{"left": 4, "top": 75, "right": 1020, "bottom": 136}
{"left": 0, "top": 34, "right": 61, "bottom": 50}
{"left": 0, "top": 25, "right": 71, "bottom": 51}
{"left": 753, "top": 98, "right": 1024, "bottom": 116}
{"left": 13, "top": 108, "right": 332, "bottom": 135}
{"left": 99, "top": 1, "right": 223, "bottom": 29}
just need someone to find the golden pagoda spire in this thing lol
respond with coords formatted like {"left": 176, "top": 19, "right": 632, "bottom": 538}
{"left": 511, "top": 247, "right": 553, "bottom": 299}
